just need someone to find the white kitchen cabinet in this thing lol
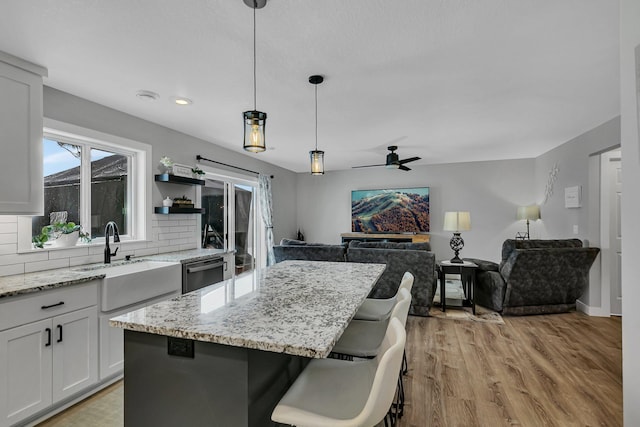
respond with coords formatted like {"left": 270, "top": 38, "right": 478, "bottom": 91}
{"left": 0, "top": 284, "right": 97, "bottom": 427}
{"left": 51, "top": 307, "right": 98, "bottom": 403}
{"left": 0, "top": 319, "right": 52, "bottom": 427}
{"left": 0, "top": 51, "right": 47, "bottom": 215}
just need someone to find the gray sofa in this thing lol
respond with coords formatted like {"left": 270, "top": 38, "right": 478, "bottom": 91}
{"left": 273, "top": 239, "right": 437, "bottom": 316}
{"left": 466, "top": 239, "right": 600, "bottom": 315}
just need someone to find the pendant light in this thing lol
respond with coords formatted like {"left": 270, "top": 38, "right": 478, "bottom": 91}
{"left": 309, "top": 75, "right": 325, "bottom": 175}
{"left": 243, "top": 0, "right": 267, "bottom": 153}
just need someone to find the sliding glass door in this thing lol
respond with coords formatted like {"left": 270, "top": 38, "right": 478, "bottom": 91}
{"left": 201, "top": 174, "right": 261, "bottom": 275}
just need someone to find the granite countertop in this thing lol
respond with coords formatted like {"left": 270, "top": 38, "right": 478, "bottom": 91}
{"left": 0, "top": 269, "right": 105, "bottom": 299}
{"left": 0, "top": 248, "right": 233, "bottom": 299}
{"left": 110, "top": 260, "right": 386, "bottom": 358}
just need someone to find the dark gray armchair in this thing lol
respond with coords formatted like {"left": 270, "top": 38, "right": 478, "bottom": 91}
{"left": 466, "top": 239, "right": 600, "bottom": 315}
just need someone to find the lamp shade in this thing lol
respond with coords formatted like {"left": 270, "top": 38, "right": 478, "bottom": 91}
{"left": 516, "top": 205, "right": 541, "bottom": 221}
{"left": 443, "top": 211, "right": 471, "bottom": 232}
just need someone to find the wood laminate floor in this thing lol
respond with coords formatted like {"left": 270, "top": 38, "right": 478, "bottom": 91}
{"left": 400, "top": 311, "right": 622, "bottom": 427}
{"left": 37, "top": 311, "right": 622, "bottom": 427}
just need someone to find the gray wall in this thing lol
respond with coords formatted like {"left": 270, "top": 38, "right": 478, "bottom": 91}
{"left": 620, "top": 0, "right": 640, "bottom": 423}
{"left": 295, "top": 158, "right": 535, "bottom": 262}
{"left": 533, "top": 117, "right": 620, "bottom": 240}
{"left": 43, "top": 87, "right": 298, "bottom": 245}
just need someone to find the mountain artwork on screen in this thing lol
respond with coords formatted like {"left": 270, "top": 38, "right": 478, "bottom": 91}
{"left": 351, "top": 187, "right": 430, "bottom": 233}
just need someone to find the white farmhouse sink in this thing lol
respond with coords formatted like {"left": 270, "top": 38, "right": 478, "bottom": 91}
{"left": 77, "top": 261, "right": 182, "bottom": 312}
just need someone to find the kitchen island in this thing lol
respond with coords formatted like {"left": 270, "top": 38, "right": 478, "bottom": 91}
{"left": 110, "top": 260, "right": 385, "bottom": 426}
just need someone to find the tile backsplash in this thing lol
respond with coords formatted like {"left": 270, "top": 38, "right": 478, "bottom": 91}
{"left": 0, "top": 215, "right": 198, "bottom": 276}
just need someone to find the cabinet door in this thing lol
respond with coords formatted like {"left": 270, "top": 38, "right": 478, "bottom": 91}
{"left": 51, "top": 307, "right": 98, "bottom": 403}
{"left": 0, "top": 60, "right": 43, "bottom": 215}
{"left": 0, "top": 319, "right": 52, "bottom": 427}
{"left": 98, "top": 313, "right": 124, "bottom": 380}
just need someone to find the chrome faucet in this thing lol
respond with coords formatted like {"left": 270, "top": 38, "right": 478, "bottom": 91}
{"left": 104, "top": 221, "right": 120, "bottom": 264}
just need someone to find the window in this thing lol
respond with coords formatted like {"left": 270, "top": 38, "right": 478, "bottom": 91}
{"left": 18, "top": 120, "right": 151, "bottom": 252}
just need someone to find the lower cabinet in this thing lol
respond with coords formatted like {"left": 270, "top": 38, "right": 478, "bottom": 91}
{"left": 0, "top": 287, "right": 98, "bottom": 427}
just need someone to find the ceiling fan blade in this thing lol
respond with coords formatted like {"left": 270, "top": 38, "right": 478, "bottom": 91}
{"left": 352, "top": 164, "right": 386, "bottom": 169}
{"left": 399, "top": 164, "right": 412, "bottom": 171}
{"left": 398, "top": 156, "right": 421, "bottom": 165}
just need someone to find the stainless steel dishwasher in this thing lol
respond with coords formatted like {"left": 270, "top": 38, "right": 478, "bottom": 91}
{"left": 182, "top": 257, "right": 225, "bottom": 293}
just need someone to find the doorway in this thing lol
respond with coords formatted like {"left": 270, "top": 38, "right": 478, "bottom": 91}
{"left": 200, "top": 173, "right": 261, "bottom": 276}
{"left": 601, "top": 149, "right": 622, "bottom": 316}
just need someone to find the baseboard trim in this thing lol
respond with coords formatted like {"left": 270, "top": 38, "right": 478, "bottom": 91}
{"left": 577, "top": 299, "right": 610, "bottom": 317}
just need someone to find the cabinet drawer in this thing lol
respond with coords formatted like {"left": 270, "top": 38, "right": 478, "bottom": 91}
{"left": 0, "top": 281, "right": 98, "bottom": 331}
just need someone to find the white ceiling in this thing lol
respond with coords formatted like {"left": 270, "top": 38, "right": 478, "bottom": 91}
{"left": 0, "top": 0, "right": 619, "bottom": 173}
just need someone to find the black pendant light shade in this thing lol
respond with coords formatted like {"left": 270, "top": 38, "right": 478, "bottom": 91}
{"left": 309, "top": 75, "right": 324, "bottom": 175}
{"left": 243, "top": 0, "right": 267, "bottom": 153}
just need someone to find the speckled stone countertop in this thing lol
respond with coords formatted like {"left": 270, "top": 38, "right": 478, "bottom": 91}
{"left": 111, "top": 260, "right": 386, "bottom": 358}
{"left": 144, "top": 248, "right": 231, "bottom": 263}
{"left": 0, "top": 269, "right": 105, "bottom": 299}
{"left": 0, "top": 248, "right": 231, "bottom": 299}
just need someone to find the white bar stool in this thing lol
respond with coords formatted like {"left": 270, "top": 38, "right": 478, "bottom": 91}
{"left": 271, "top": 318, "right": 406, "bottom": 427}
{"left": 354, "top": 272, "right": 414, "bottom": 321}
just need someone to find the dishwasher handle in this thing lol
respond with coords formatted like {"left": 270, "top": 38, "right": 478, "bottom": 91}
{"left": 186, "top": 260, "right": 224, "bottom": 274}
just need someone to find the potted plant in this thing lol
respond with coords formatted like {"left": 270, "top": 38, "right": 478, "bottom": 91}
{"left": 159, "top": 156, "right": 174, "bottom": 174}
{"left": 33, "top": 221, "right": 91, "bottom": 248}
{"left": 191, "top": 166, "right": 205, "bottom": 179}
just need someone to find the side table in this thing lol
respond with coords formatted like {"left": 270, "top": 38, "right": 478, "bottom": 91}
{"left": 437, "top": 260, "right": 479, "bottom": 314}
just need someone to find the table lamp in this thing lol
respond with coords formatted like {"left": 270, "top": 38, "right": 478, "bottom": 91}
{"left": 516, "top": 205, "right": 540, "bottom": 239}
{"left": 443, "top": 211, "right": 471, "bottom": 263}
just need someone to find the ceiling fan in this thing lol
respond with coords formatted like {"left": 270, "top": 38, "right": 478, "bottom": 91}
{"left": 353, "top": 146, "right": 421, "bottom": 171}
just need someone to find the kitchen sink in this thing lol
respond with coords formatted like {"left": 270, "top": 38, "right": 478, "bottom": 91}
{"left": 75, "top": 261, "right": 181, "bottom": 312}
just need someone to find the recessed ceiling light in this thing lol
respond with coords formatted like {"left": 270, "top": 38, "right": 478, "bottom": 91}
{"left": 172, "top": 97, "right": 193, "bottom": 106}
{"left": 136, "top": 90, "right": 159, "bottom": 101}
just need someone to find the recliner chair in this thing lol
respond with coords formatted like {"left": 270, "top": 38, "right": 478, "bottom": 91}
{"left": 466, "top": 239, "right": 600, "bottom": 315}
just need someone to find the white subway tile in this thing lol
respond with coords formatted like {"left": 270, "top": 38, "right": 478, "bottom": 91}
{"left": 133, "top": 247, "right": 160, "bottom": 257}
{"left": 0, "top": 264, "right": 25, "bottom": 276}
{"left": 0, "top": 216, "right": 18, "bottom": 223}
{"left": 0, "top": 252, "right": 48, "bottom": 266}
{"left": 48, "top": 247, "right": 90, "bottom": 259}
{"left": 24, "top": 259, "right": 70, "bottom": 273}
{"left": 0, "top": 234, "right": 17, "bottom": 244}
{"left": 69, "top": 254, "right": 104, "bottom": 267}
{"left": 0, "top": 244, "right": 17, "bottom": 255}
{"left": 0, "top": 223, "right": 17, "bottom": 233}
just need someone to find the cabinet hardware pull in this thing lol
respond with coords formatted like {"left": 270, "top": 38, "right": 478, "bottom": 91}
{"left": 186, "top": 261, "right": 224, "bottom": 273}
{"left": 45, "top": 328, "right": 51, "bottom": 347}
{"left": 41, "top": 301, "right": 65, "bottom": 310}
{"left": 224, "top": 261, "right": 228, "bottom": 271}
{"left": 57, "top": 324, "right": 63, "bottom": 343}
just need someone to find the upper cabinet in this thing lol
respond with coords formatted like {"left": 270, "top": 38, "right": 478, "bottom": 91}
{"left": 0, "top": 51, "right": 47, "bottom": 215}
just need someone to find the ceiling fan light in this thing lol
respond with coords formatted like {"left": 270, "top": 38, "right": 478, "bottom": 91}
{"left": 243, "top": 110, "right": 267, "bottom": 152}
{"left": 310, "top": 150, "right": 324, "bottom": 175}
{"left": 385, "top": 163, "right": 399, "bottom": 169}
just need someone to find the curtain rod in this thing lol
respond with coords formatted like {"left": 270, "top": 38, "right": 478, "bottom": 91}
{"left": 196, "top": 155, "right": 273, "bottom": 178}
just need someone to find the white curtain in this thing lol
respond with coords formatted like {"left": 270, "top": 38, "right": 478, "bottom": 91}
{"left": 258, "top": 174, "right": 275, "bottom": 266}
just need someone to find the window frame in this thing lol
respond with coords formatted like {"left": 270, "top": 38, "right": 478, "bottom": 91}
{"left": 17, "top": 119, "right": 152, "bottom": 253}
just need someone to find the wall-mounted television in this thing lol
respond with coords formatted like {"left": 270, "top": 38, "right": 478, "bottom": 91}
{"left": 351, "top": 187, "right": 430, "bottom": 233}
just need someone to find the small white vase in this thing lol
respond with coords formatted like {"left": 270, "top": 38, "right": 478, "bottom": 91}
{"left": 162, "top": 197, "right": 173, "bottom": 207}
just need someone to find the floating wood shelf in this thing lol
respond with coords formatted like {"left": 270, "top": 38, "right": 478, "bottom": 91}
{"left": 154, "top": 174, "right": 205, "bottom": 186}
{"left": 154, "top": 207, "right": 205, "bottom": 215}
